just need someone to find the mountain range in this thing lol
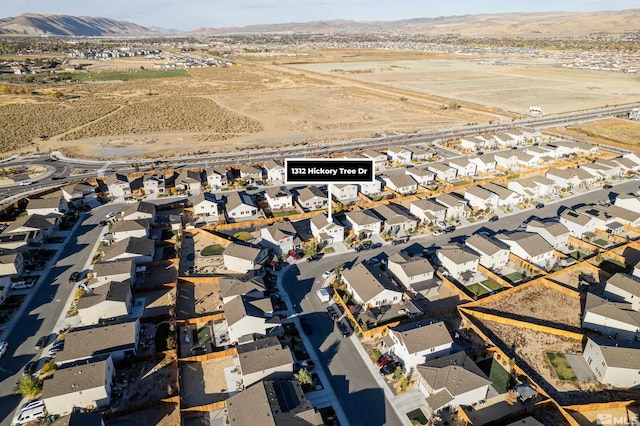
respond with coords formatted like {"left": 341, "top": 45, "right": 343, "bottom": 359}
{"left": 1, "top": 10, "right": 639, "bottom": 37}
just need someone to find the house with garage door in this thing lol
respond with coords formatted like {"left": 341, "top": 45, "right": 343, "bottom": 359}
{"left": 469, "top": 154, "right": 497, "bottom": 173}
{"left": 382, "top": 174, "right": 418, "bottom": 195}
{"left": 341, "top": 263, "right": 403, "bottom": 308}
{"left": 410, "top": 198, "right": 447, "bottom": 225}
{"left": 296, "top": 186, "right": 327, "bottom": 212}
{"left": 526, "top": 220, "right": 570, "bottom": 250}
{"left": 448, "top": 157, "right": 477, "bottom": 177}
{"left": 264, "top": 186, "right": 293, "bottom": 211}
{"left": 385, "top": 321, "right": 453, "bottom": 371}
{"left": 405, "top": 168, "right": 435, "bottom": 187}
{"left": 225, "top": 191, "right": 259, "bottom": 222}
{"left": 345, "top": 209, "right": 383, "bottom": 237}
{"left": 496, "top": 232, "right": 555, "bottom": 269}
{"left": 582, "top": 292, "right": 640, "bottom": 341}
{"left": 190, "top": 192, "right": 220, "bottom": 222}
{"left": 427, "top": 163, "right": 457, "bottom": 182}
{"left": 310, "top": 214, "right": 344, "bottom": 245}
{"left": 465, "top": 234, "right": 510, "bottom": 270}
{"left": 223, "top": 242, "right": 269, "bottom": 274}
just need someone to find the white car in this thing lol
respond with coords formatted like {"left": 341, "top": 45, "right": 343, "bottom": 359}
{"left": 321, "top": 270, "right": 333, "bottom": 279}
{"left": 0, "top": 341, "right": 8, "bottom": 357}
{"left": 20, "top": 399, "right": 44, "bottom": 412}
{"left": 19, "top": 181, "right": 33, "bottom": 186}
{"left": 106, "top": 211, "right": 117, "bottom": 218}
{"left": 433, "top": 230, "right": 444, "bottom": 236}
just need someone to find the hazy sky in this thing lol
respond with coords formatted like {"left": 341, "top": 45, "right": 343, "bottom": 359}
{"left": 3, "top": 0, "right": 638, "bottom": 30}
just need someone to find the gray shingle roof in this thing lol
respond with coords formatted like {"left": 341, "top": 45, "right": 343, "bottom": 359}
{"left": 225, "top": 191, "right": 256, "bottom": 211}
{"left": 77, "top": 281, "right": 130, "bottom": 310}
{"left": 92, "top": 259, "right": 134, "bottom": 278}
{"left": 418, "top": 351, "right": 491, "bottom": 399}
{"left": 497, "top": 232, "right": 554, "bottom": 258}
{"left": 391, "top": 321, "right": 452, "bottom": 354}
{"left": 606, "top": 273, "right": 640, "bottom": 298}
{"left": 3, "top": 214, "right": 54, "bottom": 234}
{"left": 388, "top": 252, "right": 434, "bottom": 277}
{"left": 587, "top": 337, "right": 640, "bottom": 370}
{"left": 103, "top": 237, "right": 155, "bottom": 261}
{"left": 438, "top": 246, "right": 480, "bottom": 265}
{"left": 55, "top": 320, "right": 138, "bottom": 364}
{"left": 237, "top": 336, "right": 293, "bottom": 376}
{"left": 465, "top": 234, "right": 509, "bottom": 257}
{"left": 42, "top": 356, "right": 112, "bottom": 399}
{"left": 341, "top": 263, "right": 400, "bottom": 304}
{"left": 223, "top": 242, "right": 264, "bottom": 262}
{"left": 123, "top": 201, "right": 156, "bottom": 218}
{"left": 110, "top": 219, "right": 149, "bottom": 234}
{"left": 346, "top": 209, "right": 382, "bottom": 226}
{"left": 296, "top": 186, "right": 325, "bottom": 203}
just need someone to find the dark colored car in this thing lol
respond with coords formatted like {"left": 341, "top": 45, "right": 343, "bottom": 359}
{"left": 380, "top": 362, "right": 399, "bottom": 376}
{"left": 337, "top": 320, "right": 351, "bottom": 337}
{"left": 371, "top": 242, "right": 383, "bottom": 249}
{"left": 300, "top": 318, "right": 313, "bottom": 335}
{"left": 68, "top": 272, "right": 81, "bottom": 283}
{"left": 99, "top": 220, "right": 107, "bottom": 227}
{"left": 603, "top": 184, "right": 613, "bottom": 189}
{"left": 307, "top": 254, "right": 323, "bottom": 262}
{"left": 444, "top": 226, "right": 456, "bottom": 233}
{"left": 392, "top": 237, "right": 409, "bottom": 245}
{"left": 34, "top": 336, "right": 48, "bottom": 350}
{"left": 326, "top": 306, "right": 339, "bottom": 320}
{"left": 190, "top": 346, "right": 207, "bottom": 356}
{"left": 535, "top": 203, "right": 545, "bottom": 209}
{"left": 376, "top": 355, "right": 393, "bottom": 367}
{"left": 23, "top": 361, "right": 37, "bottom": 376}
{"left": 51, "top": 341, "right": 64, "bottom": 351}
{"left": 488, "top": 215, "right": 499, "bottom": 222}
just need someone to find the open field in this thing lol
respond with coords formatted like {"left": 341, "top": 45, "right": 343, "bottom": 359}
{"left": 548, "top": 118, "right": 640, "bottom": 151}
{"left": 72, "top": 68, "right": 190, "bottom": 82}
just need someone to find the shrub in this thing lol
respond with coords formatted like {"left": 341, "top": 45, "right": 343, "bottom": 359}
{"left": 201, "top": 244, "right": 225, "bottom": 256}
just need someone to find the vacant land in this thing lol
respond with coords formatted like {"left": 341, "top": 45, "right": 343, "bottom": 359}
{"left": 73, "top": 69, "right": 190, "bottom": 82}
{"left": 550, "top": 118, "right": 640, "bottom": 151}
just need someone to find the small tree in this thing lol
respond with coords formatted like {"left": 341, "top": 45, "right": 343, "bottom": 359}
{"left": 19, "top": 375, "right": 42, "bottom": 399}
{"left": 294, "top": 368, "right": 313, "bottom": 386}
{"left": 304, "top": 242, "right": 318, "bottom": 258}
{"left": 166, "top": 335, "right": 177, "bottom": 350}
{"left": 41, "top": 358, "right": 57, "bottom": 376}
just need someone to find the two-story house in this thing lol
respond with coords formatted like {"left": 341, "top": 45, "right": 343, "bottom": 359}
{"left": 296, "top": 186, "right": 327, "bottom": 212}
{"left": 264, "top": 186, "right": 294, "bottom": 211}
{"left": 341, "top": 263, "right": 403, "bottom": 308}
{"left": 345, "top": 209, "right": 383, "bottom": 237}
{"left": 225, "top": 191, "right": 259, "bottom": 222}
{"left": 465, "top": 234, "right": 510, "bottom": 270}
{"left": 310, "top": 214, "right": 345, "bottom": 245}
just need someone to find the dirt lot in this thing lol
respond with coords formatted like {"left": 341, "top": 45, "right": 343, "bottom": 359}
{"left": 140, "top": 287, "right": 176, "bottom": 318}
{"left": 477, "top": 283, "right": 582, "bottom": 329}
{"left": 137, "top": 263, "right": 178, "bottom": 290}
{"left": 179, "top": 356, "right": 236, "bottom": 408}
{"left": 106, "top": 402, "right": 180, "bottom": 426}
{"left": 546, "top": 264, "right": 605, "bottom": 290}
{"left": 176, "top": 279, "right": 222, "bottom": 319}
{"left": 548, "top": 118, "right": 640, "bottom": 151}
{"left": 112, "top": 356, "right": 178, "bottom": 411}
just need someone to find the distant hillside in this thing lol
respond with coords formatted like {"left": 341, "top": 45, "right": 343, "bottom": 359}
{"left": 0, "top": 13, "right": 174, "bottom": 36}
{"left": 186, "top": 9, "right": 640, "bottom": 37}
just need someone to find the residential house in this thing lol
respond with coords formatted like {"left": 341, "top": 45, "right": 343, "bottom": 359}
{"left": 26, "top": 197, "right": 68, "bottom": 217}
{"left": 55, "top": 319, "right": 140, "bottom": 365}
{"left": 427, "top": 163, "right": 458, "bottom": 182}
{"left": 387, "top": 252, "right": 437, "bottom": 297}
{"left": 204, "top": 167, "right": 228, "bottom": 190}
{"left": 546, "top": 167, "right": 596, "bottom": 188}
{"left": 526, "top": 145, "right": 557, "bottom": 161}
{"left": 0, "top": 230, "right": 43, "bottom": 252}
{"left": 579, "top": 162, "right": 617, "bottom": 180}
{"left": 405, "top": 168, "right": 435, "bottom": 187}
{"left": 122, "top": 201, "right": 156, "bottom": 223}
{"left": 225, "top": 191, "right": 259, "bottom": 222}
{"left": 226, "top": 379, "right": 322, "bottom": 426}
{"left": 464, "top": 186, "right": 499, "bottom": 210}
{"left": 224, "top": 294, "right": 281, "bottom": 344}
{"left": 77, "top": 281, "right": 132, "bottom": 325}
{"left": 583, "top": 337, "right": 640, "bottom": 388}
{"left": 362, "top": 150, "right": 388, "bottom": 170}
{"left": 514, "top": 151, "right": 539, "bottom": 168}
{"left": 223, "top": 242, "right": 269, "bottom": 273}
{"left": 219, "top": 276, "right": 267, "bottom": 304}
{"left": 382, "top": 174, "right": 418, "bottom": 195}
{"left": 372, "top": 204, "right": 418, "bottom": 234}
{"left": 497, "top": 232, "right": 555, "bottom": 269}
{"left": 190, "top": 192, "right": 219, "bottom": 222}
{"left": 448, "top": 157, "right": 477, "bottom": 177}
{"left": 604, "top": 273, "right": 640, "bottom": 311}
{"left": 143, "top": 174, "right": 167, "bottom": 196}
{"left": 577, "top": 204, "right": 640, "bottom": 229}
{"left": 91, "top": 260, "right": 135, "bottom": 284}
{"left": 341, "top": 263, "right": 403, "bottom": 308}
{"left": 504, "top": 128, "right": 525, "bottom": 144}
{"left": 110, "top": 219, "right": 149, "bottom": 242}
{"left": 493, "top": 152, "right": 518, "bottom": 169}
{"left": 559, "top": 209, "right": 597, "bottom": 238}
{"left": 174, "top": 170, "right": 202, "bottom": 195}
{"left": 469, "top": 154, "right": 497, "bottom": 173}
{"left": 296, "top": 186, "right": 327, "bottom": 212}
{"left": 612, "top": 156, "right": 640, "bottom": 172}
{"left": 263, "top": 160, "right": 286, "bottom": 183}
{"left": 482, "top": 182, "right": 522, "bottom": 207}
{"left": 436, "top": 247, "right": 480, "bottom": 281}
{"left": 264, "top": 186, "right": 294, "bottom": 211}
{"left": 260, "top": 222, "right": 301, "bottom": 257}
{"left": 406, "top": 146, "right": 431, "bottom": 161}
{"left": 582, "top": 292, "right": 640, "bottom": 341}
{"left": 465, "top": 234, "right": 510, "bottom": 270}
{"left": 387, "top": 322, "right": 453, "bottom": 371}
{"left": 387, "top": 147, "right": 413, "bottom": 164}
{"left": 521, "top": 127, "right": 541, "bottom": 141}
{"left": 460, "top": 136, "right": 487, "bottom": 151}
{"left": 104, "top": 173, "right": 131, "bottom": 198}
{"left": 102, "top": 237, "right": 155, "bottom": 264}
{"left": 508, "top": 176, "right": 555, "bottom": 199}
{"left": 332, "top": 184, "right": 359, "bottom": 202}
{"left": 435, "top": 193, "right": 469, "bottom": 221}
{"left": 359, "top": 180, "right": 383, "bottom": 197}
{"left": 345, "top": 209, "right": 383, "bottom": 237}
{"left": 61, "top": 182, "right": 96, "bottom": 206}
{"left": 614, "top": 193, "right": 640, "bottom": 212}
{"left": 418, "top": 352, "right": 491, "bottom": 417}
{"left": 237, "top": 336, "right": 294, "bottom": 387}
{"left": 493, "top": 133, "right": 517, "bottom": 147}
{"left": 3, "top": 214, "right": 57, "bottom": 239}
{"left": 240, "top": 165, "right": 264, "bottom": 183}
{"left": 0, "top": 250, "right": 24, "bottom": 276}
{"left": 551, "top": 140, "right": 598, "bottom": 156}
{"left": 526, "top": 220, "right": 570, "bottom": 250}
{"left": 409, "top": 198, "right": 447, "bottom": 224}
{"left": 310, "top": 214, "right": 344, "bottom": 245}
{"left": 42, "top": 355, "right": 116, "bottom": 416}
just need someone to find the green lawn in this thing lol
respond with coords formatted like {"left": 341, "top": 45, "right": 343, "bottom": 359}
{"left": 72, "top": 69, "right": 190, "bottom": 82}
{"left": 452, "top": 180, "right": 469, "bottom": 186}
{"left": 569, "top": 251, "right": 589, "bottom": 261}
{"left": 546, "top": 352, "right": 577, "bottom": 381}
{"left": 481, "top": 279, "right": 503, "bottom": 292}
{"left": 197, "top": 326, "right": 212, "bottom": 344}
{"left": 201, "top": 244, "right": 225, "bottom": 256}
{"left": 478, "top": 358, "right": 511, "bottom": 394}
{"left": 466, "top": 283, "right": 490, "bottom": 297}
{"left": 406, "top": 409, "right": 428, "bottom": 425}
{"left": 233, "top": 231, "right": 253, "bottom": 241}
{"left": 593, "top": 238, "right": 610, "bottom": 247}
{"left": 504, "top": 272, "right": 524, "bottom": 284}
{"left": 272, "top": 210, "right": 299, "bottom": 217}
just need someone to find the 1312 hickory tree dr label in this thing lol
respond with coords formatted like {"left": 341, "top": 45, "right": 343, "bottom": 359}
{"left": 285, "top": 159, "right": 374, "bottom": 183}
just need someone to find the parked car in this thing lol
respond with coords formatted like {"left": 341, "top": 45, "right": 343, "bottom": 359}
{"left": 380, "top": 361, "right": 400, "bottom": 376}
{"left": 99, "top": 220, "right": 107, "bottom": 227}
{"left": 535, "top": 203, "right": 545, "bottom": 209}
{"left": 23, "top": 361, "right": 37, "bottom": 376}
{"left": 11, "top": 281, "right": 34, "bottom": 290}
{"left": 337, "top": 320, "right": 351, "bottom": 337}
{"left": 34, "top": 336, "right": 48, "bottom": 350}
{"left": 300, "top": 318, "right": 313, "bottom": 335}
{"left": 190, "top": 346, "right": 207, "bottom": 356}
{"left": 432, "top": 230, "right": 444, "bottom": 236}
{"left": 322, "top": 270, "right": 333, "bottom": 279}
{"left": 488, "top": 215, "right": 499, "bottom": 222}
{"left": 603, "top": 184, "right": 613, "bottom": 189}
{"left": 391, "top": 236, "right": 409, "bottom": 245}
{"left": 51, "top": 341, "right": 64, "bottom": 351}
{"left": 106, "top": 211, "right": 117, "bottom": 218}
{"left": 0, "top": 341, "right": 8, "bottom": 357}
{"left": 371, "top": 242, "right": 383, "bottom": 249}
{"left": 376, "top": 355, "right": 394, "bottom": 367}
{"left": 20, "top": 399, "right": 44, "bottom": 412}
{"left": 444, "top": 226, "right": 456, "bottom": 233}
{"left": 13, "top": 404, "right": 47, "bottom": 425}
{"left": 307, "top": 254, "right": 323, "bottom": 262}
{"left": 68, "top": 272, "right": 81, "bottom": 283}
{"left": 326, "top": 305, "right": 339, "bottom": 321}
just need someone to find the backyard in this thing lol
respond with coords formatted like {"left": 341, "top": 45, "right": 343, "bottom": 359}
{"left": 546, "top": 352, "right": 578, "bottom": 381}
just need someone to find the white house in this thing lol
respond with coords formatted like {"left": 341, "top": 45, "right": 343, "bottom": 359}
{"left": 387, "top": 147, "right": 413, "bottom": 164}
{"left": 405, "top": 168, "right": 436, "bottom": 187}
{"left": 465, "top": 234, "right": 510, "bottom": 270}
{"left": 204, "top": 167, "right": 228, "bottom": 190}
{"left": 464, "top": 186, "right": 499, "bottom": 211}
{"left": 239, "top": 165, "right": 264, "bottom": 183}
{"left": 0, "top": 250, "right": 24, "bottom": 277}
{"left": 406, "top": 146, "right": 431, "bottom": 161}
{"left": 614, "top": 193, "right": 640, "bottom": 212}
{"left": 237, "top": 337, "right": 294, "bottom": 387}
{"left": 102, "top": 237, "right": 155, "bottom": 264}
{"left": 223, "top": 243, "right": 269, "bottom": 273}
{"left": 122, "top": 201, "right": 156, "bottom": 223}
{"left": 264, "top": 186, "right": 294, "bottom": 211}
{"left": 77, "top": 281, "right": 132, "bottom": 325}
{"left": 104, "top": 174, "right": 131, "bottom": 198}
{"left": 332, "top": 184, "right": 359, "bottom": 202}
{"left": 493, "top": 133, "right": 517, "bottom": 147}
{"left": 508, "top": 176, "right": 555, "bottom": 199}
{"left": 42, "top": 355, "right": 115, "bottom": 416}
{"left": 359, "top": 180, "right": 383, "bottom": 197}
{"left": 110, "top": 219, "right": 150, "bottom": 242}
{"left": 559, "top": 209, "right": 597, "bottom": 238}
{"left": 260, "top": 222, "right": 300, "bottom": 257}
{"left": 296, "top": 186, "right": 327, "bottom": 212}
{"left": 418, "top": 352, "right": 491, "bottom": 417}
{"left": 604, "top": 273, "right": 640, "bottom": 311}
{"left": 310, "top": 214, "right": 345, "bottom": 245}
{"left": 143, "top": 174, "right": 167, "bottom": 196}
{"left": 497, "top": 232, "right": 555, "bottom": 269}
{"left": 583, "top": 337, "right": 640, "bottom": 389}
{"left": 372, "top": 204, "right": 418, "bottom": 234}
{"left": 341, "top": 263, "right": 403, "bottom": 308}
{"left": 263, "top": 160, "right": 286, "bottom": 183}
{"left": 345, "top": 209, "right": 383, "bottom": 237}
{"left": 514, "top": 151, "right": 539, "bottom": 168}
{"left": 460, "top": 136, "right": 487, "bottom": 151}
{"left": 382, "top": 175, "right": 418, "bottom": 195}
{"left": 435, "top": 193, "right": 469, "bottom": 221}
{"left": 582, "top": 292, "right": 640, "bottom": 341}
{"left": 427, "top": 163, "right": 458, "bottom": 182}
{"left": 26, "top": 197, "right": 68, "bottom": 217}
{"left": 362, "top": 150, "right": 388, "bottom": 170}
{"left": 92, "top": 259, "right": 135, "bottom": 284}
{"left": 190, "top": 192, "right": 220, "bottom": 222}
{"left": 546, "top": 167, "right": 596, "bottom": 187}
{"left": 410, "top": 198, "right": 447, "bottom": 224}
{"left": 224, "top": 294, "right": 281, "bottom": 344}
{"left": 482, "top": 182, "right": 522, "bottom": 207}
{"left": 504, "top": 128, "right": 525, "bottom": 144}
{"left": 387, "top": 252, "right": 435, "bottom": 292}
{"left": 387, "top": 322, "right": 453, "bottom": 371}
{"left": 448, "top": 157, "right": 477, "bottom": 177}
{"left": 469, "top": 154, "right": 497, "bottom": 174}
{"left": 174, "top": 171, "right": 202, "bottom": 195}
{"left": 526, "top": 220, "right": 570, "bottom": 250}
{"left": 493, "top": 152, "right": 518, "bottom": 169}
{"left": 436, "top": 247, "right": 480, "bottom": 281}
{"left": 225, "top": 191, "right": 259, "bottom": 222}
